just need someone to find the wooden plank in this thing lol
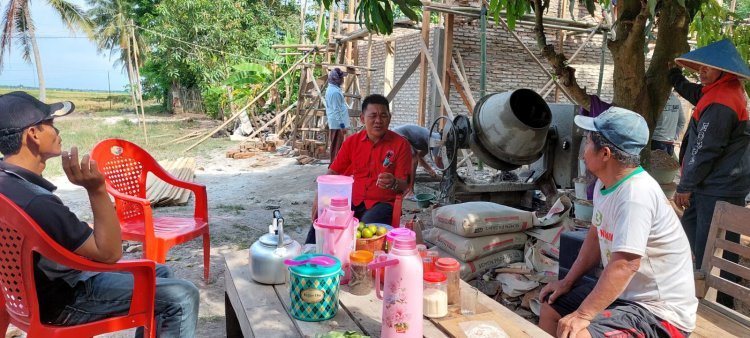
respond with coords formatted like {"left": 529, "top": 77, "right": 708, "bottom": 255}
{"left": 709, "top": 256, "right": 750, "bottom": 281}
{"left": 224, "top": 250, "right": 300, "bottom": 338}
{"left": 274, "top": 283, "right": 363, "bottom": 335}
{"left": 448, "top": 71, "right": 474, "bottom": 114}
{"left": 451, "top": 59, "right": 476, "bottom": 110}
{"left": 713, "top": 238, "right": 750, "bottom": 260}
{"left": 693, "top": 302, "right": 750, "bottom": 337}
{"left": 246, "top": 103, "right": 297, "bottom": 139}
{"left": 383, "top": 41, "right": 395, "bottom": 102}
{"left": 417, "top": 9, "right": 431, "bottom": 127}
{"left": 440, "top": 13, "right": 454, "bottom": 119}
{"left": 337, "top": 285, "right": 448, "bottom": 338}
{"left": 705, "top": 274, "right": 750, "bottom": 304}
{"left": 184, "top": 52, "right": 310, "bottom": 152}
{"left": 386, "top": 53, "right": 421, "bottom": 102}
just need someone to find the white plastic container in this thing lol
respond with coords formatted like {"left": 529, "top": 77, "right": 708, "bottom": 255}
{"left": 317, "top": 175, "right": 354, "bottom": 217}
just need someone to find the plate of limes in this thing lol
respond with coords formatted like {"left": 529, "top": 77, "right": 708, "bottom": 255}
{"left": 356, "top": 222, "right": 391, "bottom": 239}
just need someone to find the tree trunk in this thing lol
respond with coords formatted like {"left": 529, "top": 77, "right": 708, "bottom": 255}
{"left": 26, "top": 10, "right": 45, "bottom": 102}
{"left": 533, "top": 0, "right": 690, "bottom": 130}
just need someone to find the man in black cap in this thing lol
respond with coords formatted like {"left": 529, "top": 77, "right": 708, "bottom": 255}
{"left": 0, "top": 91, "right": 199, "bottom": 337}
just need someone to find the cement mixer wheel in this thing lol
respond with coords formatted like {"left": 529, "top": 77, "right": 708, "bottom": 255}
{"left": 429, "top": 116, "right": 458, "bottom": 172}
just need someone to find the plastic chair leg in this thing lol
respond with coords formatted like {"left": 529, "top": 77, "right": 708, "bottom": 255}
{"left": 203, "top": 232, "right": 210, "bottom": 282}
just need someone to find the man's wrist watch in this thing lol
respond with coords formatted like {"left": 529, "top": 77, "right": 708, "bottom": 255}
{"left": 390, "top": 180, "right": 399, "bottom": 191}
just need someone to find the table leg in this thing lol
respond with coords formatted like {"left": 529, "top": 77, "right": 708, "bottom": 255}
{"left": 226, "top": 292, "right": 243, "bottom": 338}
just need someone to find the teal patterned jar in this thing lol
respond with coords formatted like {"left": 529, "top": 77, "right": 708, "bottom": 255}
{"left": 288, "top": 253, "right": 343, "bottom": 321}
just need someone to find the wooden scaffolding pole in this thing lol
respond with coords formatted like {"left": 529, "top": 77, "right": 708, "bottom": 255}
{"left": 440, "top": 13, "right": 454, "bottom": 119}
{"left": 417, "top": 8, "right": 431, "bottom": 127}
{"left": 184, "top": 51, "right": 312, "bottom": 152}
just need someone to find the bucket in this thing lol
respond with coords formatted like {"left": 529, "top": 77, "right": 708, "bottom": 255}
{"left": 317, "top": 175, "right": 354, "bottom": 218}
{"left": 574, "top": 199, "right": 594, "bottom": 222}
{"left": 573, "top": 177, "right": 588, "bottom": 200}
{"left": 288, "top": 253, "right": 343, "bottom": 322}
{"left": 415, "top": 193, "right": 435, "bottom": 208}
{"left": 314, "top": 210, "right": 357, "bottom": 284}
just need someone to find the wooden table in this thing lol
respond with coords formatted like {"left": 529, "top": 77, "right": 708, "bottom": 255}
{"left": 224, "top": 250, "right": 551, "bottom": 337}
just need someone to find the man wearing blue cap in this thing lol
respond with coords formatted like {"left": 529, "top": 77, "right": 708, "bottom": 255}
{"left": 0, "top": 92, "right": 199, "bottom": 337}
{"left": 538, "top": 107, "right": 697, "bottom": 337}
{"left": 669, "top": 39, "right": 750, "bottom": 308}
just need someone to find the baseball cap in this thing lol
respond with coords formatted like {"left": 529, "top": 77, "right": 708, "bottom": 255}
{"left": 574, "top": 106, "right": 649, "bottom": 155}
{"left": 0, "top": 91, "right": 75, "bottom": 134}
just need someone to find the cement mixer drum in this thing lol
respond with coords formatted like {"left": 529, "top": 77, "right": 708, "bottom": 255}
{"left": 470, "top": 89, "right": 552, "bottom": 171}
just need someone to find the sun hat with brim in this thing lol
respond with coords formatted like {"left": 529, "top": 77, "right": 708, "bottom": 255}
{"left": 574, "top": 106, "right": 649, "bottom": 156}
{"left": 675, "top": 39, "right": 750, "bottom": 80}
{"left": 0, "top": 91, "right": 74, "bottom": 135}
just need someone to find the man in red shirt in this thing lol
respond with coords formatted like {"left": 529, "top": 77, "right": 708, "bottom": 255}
{"left": 305, "top": 94, "right": 412, "bottom": 244}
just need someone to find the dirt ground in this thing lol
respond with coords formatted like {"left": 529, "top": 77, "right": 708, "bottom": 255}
{"left": 46, "top": 146, "right": 329, "bottom": 337}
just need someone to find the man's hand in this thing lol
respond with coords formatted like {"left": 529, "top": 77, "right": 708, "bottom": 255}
{"left": 557, "top": 310, "right": 594, "bottom": 338}
{"left": 539, "top": 279, "right": 572, "bottom": 305}
{"left": 674, "top": 191, "right": 691, "bottom": 209}
{"left": 61, "top": 147, "right": 105, "bottom": 192}
{"left": 377, "top": 172, "right": 396, "bottom": 190}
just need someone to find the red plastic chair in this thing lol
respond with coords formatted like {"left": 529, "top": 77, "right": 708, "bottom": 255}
{"left": 0, "top": 193, "right": 156, "bottom": 338}
{"left": 91, "top": 139, "right": 211, "bottom": 282}
{"left": 391, "top": 195, "right": 403, "bottom": 227}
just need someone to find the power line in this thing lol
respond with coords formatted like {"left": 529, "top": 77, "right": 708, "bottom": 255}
{"left": 132, "top": 24, "right": 297, "bottom": 66}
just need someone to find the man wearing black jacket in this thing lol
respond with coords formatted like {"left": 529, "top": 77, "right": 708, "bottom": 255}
{"left": 669, "top": 39, "right": 750, "bottom": 308}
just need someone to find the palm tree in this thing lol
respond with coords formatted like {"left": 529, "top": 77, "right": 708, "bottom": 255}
{"left": 86, "top": 0, "right": 145, "bottom": 112}
{"left": 1, "top": 0, "right": 93, "bottom": 102}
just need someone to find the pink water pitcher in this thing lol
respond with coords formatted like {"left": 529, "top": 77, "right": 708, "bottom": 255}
{"left": 368, "top": 230, "right": 423, "bottom": 338}
{"left": 314, "top": 197, "right": 356, "bottom": 284}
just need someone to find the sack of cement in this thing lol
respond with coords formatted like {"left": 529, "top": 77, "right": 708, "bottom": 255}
{"left": 496, "top": 273, "right": 540, "bottom": 297}
{"left": 435, "top": 247, "right": 524, "bottom": 280}
{"left": 524, "top": 240, "right": 559, "bottom": 284}
{"left": 432, "top": 202, "right": 537, "bottom": 238}
{"left": 424, "top": 228, "right": 527, "bottom": 261}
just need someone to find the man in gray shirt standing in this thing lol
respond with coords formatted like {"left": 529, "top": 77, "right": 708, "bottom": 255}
{"left": 651, "top": 92, "right": 686, "bottom": 156}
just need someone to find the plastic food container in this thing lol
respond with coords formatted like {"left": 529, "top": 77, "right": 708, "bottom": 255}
{"left": 423, "top": 272, "right": 448, "bottom": 318}
{"left": 288, "top": 253, "right": 343, "bottom": 321}
{"left": 435, "top": 257, "right": 461, "bottom": 306}
{"left": 317, "top": 175, "right": 354, "bottom": 217}
{"left": 349, "top": 250, "right": 374, "bottom": 296}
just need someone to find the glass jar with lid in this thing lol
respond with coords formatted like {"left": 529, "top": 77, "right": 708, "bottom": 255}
{"left": 349, "top": 250, "right": 374, "bottom": 295}
{"left": 435, "top": 257, "right": 461, "bottom": 306}
{"left": 423, "top": 272, "right": 448, "bottom": 318}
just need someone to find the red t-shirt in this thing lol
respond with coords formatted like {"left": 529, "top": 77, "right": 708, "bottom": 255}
{"left": 330, "top": 129, "right": 412, "bottom": 208}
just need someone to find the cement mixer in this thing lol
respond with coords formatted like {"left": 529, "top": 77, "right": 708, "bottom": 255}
{"left": 428, "top": 89, "right": 582, "bottom": 207}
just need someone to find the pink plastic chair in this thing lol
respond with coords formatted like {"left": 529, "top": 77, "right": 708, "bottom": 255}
{"left": 91, "top": 138, "right": 211, "bottom": 282}
{"left": 0, "top": 193, "right": 156, "bottom": 337}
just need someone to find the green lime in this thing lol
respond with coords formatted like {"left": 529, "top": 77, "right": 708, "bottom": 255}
{"left": 358, "top": 222, "right": 365, "bottom": 230}
{"left": 376, "top": 226, "right": 387, "bottom": 236}
{"left": 356, "top": 231, "right": 362, "bottom": 239}
{"left": 367, "top": 225, "right": 377, "bottom": 234}
{"left": 362, "top": 228, "right": 374, "bottom": 238}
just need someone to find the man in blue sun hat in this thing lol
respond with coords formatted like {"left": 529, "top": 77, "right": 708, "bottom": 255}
{"left": 669, "top": 39, "right": 750, "bottom": 308}
{"left": 538, "top": 107, "right": 697, "bottom": 337}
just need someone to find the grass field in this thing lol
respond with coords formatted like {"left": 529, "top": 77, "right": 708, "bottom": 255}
{"left": 1, "top": 88, "right": 232, "bottom": 177}
{"left": 0, "top": 88, "right": 163, "bottom": 116}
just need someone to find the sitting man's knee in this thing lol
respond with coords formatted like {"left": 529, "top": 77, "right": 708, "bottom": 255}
{"left": 155, "top": 264, "right": 174, "bottom": 278}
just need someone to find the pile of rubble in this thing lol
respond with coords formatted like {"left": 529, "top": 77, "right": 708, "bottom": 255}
{"left": 225, "top": 137, "right": 285, "bottom": 159}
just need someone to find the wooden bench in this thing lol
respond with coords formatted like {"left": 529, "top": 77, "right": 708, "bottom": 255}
{"left": 691, "top": 201, "right": 750, "bottom": 337}
{"left": 223, "top": 249, "right": 551, "bottom": 337}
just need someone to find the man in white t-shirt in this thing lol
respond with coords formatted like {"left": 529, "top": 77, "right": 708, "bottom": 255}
{"left": 538, "top": 107, "right": 698, "bottom": 337}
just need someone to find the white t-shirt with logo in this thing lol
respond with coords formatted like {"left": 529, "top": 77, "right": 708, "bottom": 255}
{"left": 592, "top": 167, "right": 697, "bottom": 332}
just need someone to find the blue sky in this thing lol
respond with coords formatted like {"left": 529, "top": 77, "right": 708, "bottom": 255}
{"left": 0, "top": 0, "right": 130, "bottom": 91}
